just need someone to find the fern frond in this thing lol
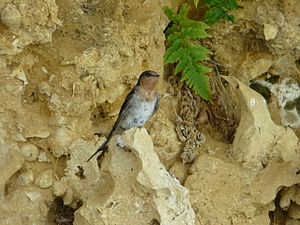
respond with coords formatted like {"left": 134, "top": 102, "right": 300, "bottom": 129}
{"left": 164, "top": 4, "right": 212, "bottom": 100}
{"left": 182, "top": 64, "right": 212, "bottom": 100}
{"left": 187, "top": 44, "right": 211, "bottom": 61}
{"left": 204, "top": 0, "right": 241, "bottom": 25}
{"left": 164, "top": 39, "right": 182, "bottom": 63}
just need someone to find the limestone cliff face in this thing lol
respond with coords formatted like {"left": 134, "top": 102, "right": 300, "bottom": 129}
{"left": 0, "top": 0, "right": 300, "bottom": 225}
{"left": 210, "top": 0, "right": 300, "bottom": 82}
{"left": 75, "top": 128, "right": 195, "bottom": 225}
{"left": 0, "top": 0, "right": 183, "bottom": 224}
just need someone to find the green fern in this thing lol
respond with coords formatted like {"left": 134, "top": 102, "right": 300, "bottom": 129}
{"left": 204, "top": 0, "right": 241, "bottom": 25}
{"left": 164, "top": 4, "right": 212, "bottom": 100}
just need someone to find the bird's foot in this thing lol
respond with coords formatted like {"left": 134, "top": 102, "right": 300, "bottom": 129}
{"left": 96, "top": 146, "right": 108, "bottom": 161}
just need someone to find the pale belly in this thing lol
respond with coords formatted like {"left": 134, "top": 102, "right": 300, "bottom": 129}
{"left": 118, "top": 98, "right": 157, "bottom": 131}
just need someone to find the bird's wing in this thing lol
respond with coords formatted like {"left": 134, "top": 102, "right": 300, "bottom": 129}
{"left": 87, "top": 86, "right": 137, "bottom": 162}
{"left": 151, "top": 94, "right": 160, "bottom": 117}
{"left": 111, "top": 86, "right": 138, "bottom": 131}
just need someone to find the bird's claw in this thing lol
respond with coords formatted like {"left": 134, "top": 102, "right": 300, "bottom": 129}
{"left": 96, "top": 146, "right": 108, "bottom": 161}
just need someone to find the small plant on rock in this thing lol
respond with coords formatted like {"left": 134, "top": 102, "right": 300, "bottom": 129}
{"left": 164, "top": 1, "right": 240, "bottom": 100}
{"left": 164, "top": 4, "right": 212, "bottom": 100}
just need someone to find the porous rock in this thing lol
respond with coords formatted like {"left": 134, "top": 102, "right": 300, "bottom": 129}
{"left": 186, "top": 155, "right": 300, "bottom": 225}
{"left": 210, "top": 0, "right": 300, "bottom": 81}
{"left": 148, "top": 110, "right": 182, "bottom": 167}
{"left": 75, "top": 128, "right": 195, "bottom": 225}
{"left": 20, "top": 143, "right": 39, "bottom": 161}
{"left": 1, "top": 4, "right": 22, "bottom": 29}
{"left": 34, "top": 169, "right": 53, "bottom": 189}
{"left": 0, "top": 0, "right": 61, "bottom": 55}
{"left": 17, "top": 169, "right": 34, "bottom": 186}
{"left": 223, "top": 76, "right": 300, "bottom": 172}
{"left": 0, "top": 142, "right": 24, "bottom": 199}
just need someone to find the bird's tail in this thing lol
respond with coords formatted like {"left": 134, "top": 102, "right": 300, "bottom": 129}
{"left": 86, "top": 130, "right": 114, "bottom": 162}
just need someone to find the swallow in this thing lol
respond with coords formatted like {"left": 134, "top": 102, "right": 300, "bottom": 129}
{"left": 87, "top": 70, "right": 160, "bottom": 161}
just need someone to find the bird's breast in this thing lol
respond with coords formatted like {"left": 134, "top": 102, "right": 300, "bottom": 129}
{"left": 119, "top": 95, "right": 157, "bottom": 130}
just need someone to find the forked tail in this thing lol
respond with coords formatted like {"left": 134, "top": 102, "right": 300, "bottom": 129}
{"left": 86, "top": 130, "right": 114, "bottom": 162}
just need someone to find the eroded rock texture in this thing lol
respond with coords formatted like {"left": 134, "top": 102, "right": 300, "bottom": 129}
{"left": 0, "top": 0, "right": 176, "bottom": 224}
{"left": 211, "top": 0, "right": 300, "bottom": 82}
{"left": 0, "top": 0, "right": 300, "bottom": 224}
{"left": 75, "top": 128, "right": 194, "bottom": 225}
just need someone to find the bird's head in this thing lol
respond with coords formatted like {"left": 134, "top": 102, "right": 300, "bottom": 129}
{"left": 137, "top": 70, "right": 160, "bottom": 91}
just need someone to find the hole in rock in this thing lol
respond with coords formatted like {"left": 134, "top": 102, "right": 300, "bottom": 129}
{"left": 47, "top": 197, "right": 82, "bottom": 225}
{"left": 296, "top": 58, "right": 300, "bottom": 71}
{"left": 269, "top": 191, "right": 287, "bottom": 225}
{"left": 249, "top": 82, "right": 271, "bottom": 103}
{"left": 150, "top": 218, "right": 160, "bottom": 225}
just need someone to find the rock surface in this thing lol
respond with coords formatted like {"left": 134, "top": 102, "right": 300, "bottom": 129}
{"left": 184, "top": 77, "right": 300, "bottom": 225}
{"left": 224, "top": 77, "right": 300, "bottom": 172}
{"left": 210, "top": 0, "right": 300, "bottom": 81}
{"left": 75, "top": 128, "right": 195, "bottom": 225}
{"left": 0, "top": 0, "right": 300, "bottom": 224}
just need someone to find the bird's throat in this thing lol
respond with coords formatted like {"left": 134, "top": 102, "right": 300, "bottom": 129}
{"left": 139, "top": 88, "right": 156, "bottom": 102}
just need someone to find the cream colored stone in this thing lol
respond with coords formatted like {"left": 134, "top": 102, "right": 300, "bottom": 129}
{"left": 169, "top": 161, "right": 187, "bottom": 184}
{"left": 241, "top": 57, "right": 273, "bottom": 81}
{"left": 75, "top": 128, "right": 195, "bottom": 225}
{"left": 20, "top": 143, "right": 39, "bottom": 161}
{"left": 264, "top": 24, "right": 278, "bottom": 40}
{"left": 63, "top": 187, "right": 74, "bottom": 205}
{"left": 11, "top": 132, "right": 27, "bottom": 142}
{"left": 63, "top": 139, "right": 101, "bottom": 200}
{"left": 0, "top": 143, "right": 24, "bottom": 199}
{"left": 24, "top": 191, "right": 42, "bottom": 202}
{"left": 148, "top": 111, "right": 182, "bottom": 167}
{"left": 249, "top": 163, "right": 300, "bottom": 204}
{"left": 0, "top": 189, "right": 51, "bottom": 224}
{"left": 223, "top": 76, "right": 300, "bottom": 172}
{"left": 0, "top": 0, "right": 61, "bottom": 55}
{"left": 210, "top": 0, "right": 300, "bottom": 79}
{"left": 53, "top": 181, "right": 67, "bottom": 197}
{"left": 10, "top": 68, "right": 28, "bottom": 85}
{"left": 2, "top": 0, "right": 300, "bottom": 224}
{"left": 186, "top": 154, "right": 258, "bottom": 225}
{"left": 37, "top": 151, "right": 49, "bottom": 162}
{"left": 17, "top": 169, "right": 34, "bottom": 186}
{"left": 279, "top": 187, "right": 294, "bottom": 209}
{"left": 52, "top": 181, "right": 74, "bottom": 205}
{"left": 1, "top": 4, "right": 22, "bottom": 28}
{"left": 35, "top": 169, "right": 53, "bottom": 189}
{"left": 17, "top": 103, "right": 51, "bottom": 139}
{"left": 186, "top": 154, "right": 300, "bottom": 225}
{"left": 124, "top": 128, "right": 195, "bottom": 225}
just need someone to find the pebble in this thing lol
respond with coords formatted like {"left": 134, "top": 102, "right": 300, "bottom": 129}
{"left": 17, "top": 169, "right": 34, "bottom": 186}
{"left": 11, "top": 133, "right": 27, "bottom": 142}
{"left": 264, "top": 24, "right": 278, "bottom": 40}
{"left": 37, "top": 151, "right": 48, "bottom": 162}
{"left": 1, "top": 4, "right": 22, "bottom": 28}
{"left": 35, "top": 169, "right": 53, "bottom": 189}
{"left": 53, "top": 181, "right": 67, "bottom": 196}
{"left": 25, "top": 191, "right": 42, "bottom": 202}
{"left": 63, "top": 188, "right": 74, "bottom": 205}
{"left": 53, "top": 181, "right": 74, "bottom": 205}
{"left": 20, "top": 143, "right": 39, "bottom": 161}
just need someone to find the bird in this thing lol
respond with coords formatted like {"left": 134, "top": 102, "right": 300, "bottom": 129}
{"left": 87, "top": 70, "right": 160, "bottom": 161}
